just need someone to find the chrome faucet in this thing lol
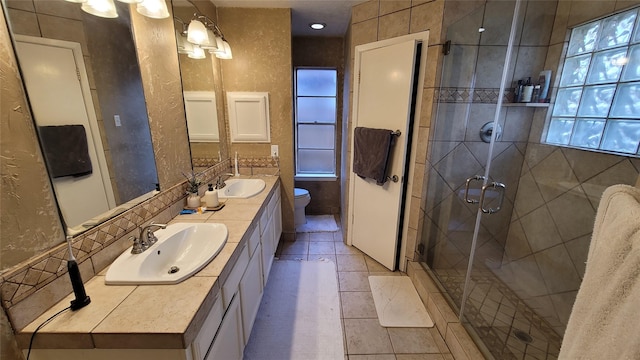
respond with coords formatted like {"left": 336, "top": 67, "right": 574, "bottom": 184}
{"left": 131, "top": 223, "right": 167, "bottom": 254}
{"left": 215, "top": 173, "right": 235, "bottom": 190}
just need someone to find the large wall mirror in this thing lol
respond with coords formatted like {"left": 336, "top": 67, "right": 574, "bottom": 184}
{"left": 173, "top": 0, "right": 228, "bottom": 170}
{"left": 4, "top": 1, "right": 158, "bottom": 235}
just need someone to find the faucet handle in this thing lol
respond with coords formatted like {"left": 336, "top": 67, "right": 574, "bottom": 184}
{"left": 146, "top": 229, "right": 158, "bottom": 245}
{"left": 130, "top": 236, "right": 144, "bottom": 254}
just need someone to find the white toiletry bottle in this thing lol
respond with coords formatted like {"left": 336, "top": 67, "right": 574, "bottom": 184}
{"left": 521, "top": 77, "right": 533, "bottom": 103}
{"left": 203, "top": 184, "right": 219, "bottom": 207}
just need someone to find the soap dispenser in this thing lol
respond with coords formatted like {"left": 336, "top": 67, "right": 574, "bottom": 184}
{"left": 203, "top": 184, "right": 219, "bottom": 208}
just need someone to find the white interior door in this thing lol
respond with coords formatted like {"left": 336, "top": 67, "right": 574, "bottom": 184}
{"left": 349, "top": 39, "right": 421, "bottom": 270}
{"left": 15, "top": 37, "right": 114, "bottom": 228}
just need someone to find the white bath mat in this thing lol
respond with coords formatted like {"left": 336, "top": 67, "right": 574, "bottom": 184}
{"left": 369, "top": 276, "right": 434, "bottom": 328}
{"left": 244, "top": 260, "right": 344, "bottom": 359}
{"left": 295, "top": 215, "right": 338, "bottom": 232}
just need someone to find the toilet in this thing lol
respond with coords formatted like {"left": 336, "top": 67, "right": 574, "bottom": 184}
{"left": 294, "top": 188, "right": 311, "bottom": 226}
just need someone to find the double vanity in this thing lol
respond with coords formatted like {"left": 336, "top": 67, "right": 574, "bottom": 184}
{"left": 18, "top": 176, "right": 282, "bottom": 360}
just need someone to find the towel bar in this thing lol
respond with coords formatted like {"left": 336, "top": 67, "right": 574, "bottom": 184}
{"left": 391, "top": 130, "right": 401, "bottom": 137}
{"left": 386, "top": 175, "right": 399, "bottom": 183}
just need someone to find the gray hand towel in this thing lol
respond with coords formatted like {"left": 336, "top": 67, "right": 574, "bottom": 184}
{"left": 39, "top": 125, "right": 93, "bottom": 178}
{"left": 353, "top": 127, "right": 394, "bottom": 185}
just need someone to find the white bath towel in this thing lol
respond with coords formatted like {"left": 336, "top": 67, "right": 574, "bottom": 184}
{"left": 559, "top": 184, "right": 640, "bottom": 360}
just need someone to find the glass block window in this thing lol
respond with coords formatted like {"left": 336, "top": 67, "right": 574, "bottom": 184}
{"left": 295, "top": 68, "right": 337, "bottom": 176}
{"left": 546, "top": 7, "right": 640, "bottom": 156}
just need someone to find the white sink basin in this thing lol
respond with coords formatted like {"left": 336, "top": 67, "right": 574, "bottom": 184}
{"left": 105, "top": 223, "right": 228, "bottom": 285}
{"left": 218, "top": 178, "right": 266, "bottom": 199}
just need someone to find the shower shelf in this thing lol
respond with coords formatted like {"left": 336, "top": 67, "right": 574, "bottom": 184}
{"left": 503, "top": 102, "right": 550, "bottom": 108}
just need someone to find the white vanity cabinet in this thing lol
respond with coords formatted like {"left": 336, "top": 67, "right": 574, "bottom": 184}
{"left": 239, "top": 241, "right": 263, "bottom": 344}
{"left": 205, "top": 294, "right": 243, "bottom": 360}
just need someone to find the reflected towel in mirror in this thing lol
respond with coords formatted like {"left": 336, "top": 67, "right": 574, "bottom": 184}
{"left": 39, "top": 125, "right": 93, "bottom": 178}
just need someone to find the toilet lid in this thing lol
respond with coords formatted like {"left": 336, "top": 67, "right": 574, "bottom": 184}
{"left": 294, "top": 188, "right": 309, "bottom": 198}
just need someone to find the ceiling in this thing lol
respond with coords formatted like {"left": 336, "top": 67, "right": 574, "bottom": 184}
{"left": 209, "top": 0, "right": 365, "bottom": 37}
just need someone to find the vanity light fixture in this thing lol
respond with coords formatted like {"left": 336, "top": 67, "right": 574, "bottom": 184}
{"left": 175, "top": 14, "right": 232, "bottom": 60}
{"left": 136, "top": 0, "right": 170, "bottom": 19}
{"left": 310, "top": 23, "right": 326, "bottom": 30}
{"left": 66, "top": 0, "right": 168, "bottom": 19}
{"left": 80, "top": 0, "right": 119, "bottom": 18}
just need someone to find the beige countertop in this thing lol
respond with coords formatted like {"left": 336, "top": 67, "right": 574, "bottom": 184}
{"left": 17, "top": 175, "right": 280, "bottom": 350}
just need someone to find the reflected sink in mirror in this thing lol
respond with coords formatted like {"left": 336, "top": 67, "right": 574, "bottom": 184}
{"left": 218, "top": 179, "right": 266, "bottom": 199}
{"left": 105, "top": 223, "right": 227, "bottom": 285}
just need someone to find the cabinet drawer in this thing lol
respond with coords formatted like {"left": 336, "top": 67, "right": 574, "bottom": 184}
{"left": 191, "top": 296, "right": 224, "bottom": 360}
{"left": 222, "top": 243, "right": 249, "bottom": 309}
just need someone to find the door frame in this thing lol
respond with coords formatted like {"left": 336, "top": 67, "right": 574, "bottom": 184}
{"left": 347, "top": 31, "right": 429, "bottom": 272}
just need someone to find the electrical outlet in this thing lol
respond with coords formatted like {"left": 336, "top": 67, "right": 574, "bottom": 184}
{"left": 271, "top": 145, "right": 279, "bottom": 158}
{"left": 114, "top": 115, "right": 121, "bottom": 127}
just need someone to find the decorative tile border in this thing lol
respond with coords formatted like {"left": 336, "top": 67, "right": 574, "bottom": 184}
{"left": 0, "top": 160, "right": 231, "bottom": 310}
{"left": 436, "top": 87, "right": 513, "bottom": 104}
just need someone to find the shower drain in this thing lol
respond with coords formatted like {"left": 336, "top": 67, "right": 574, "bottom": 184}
{"left": 513, "top": 329, "right": 533, "bottom": 344}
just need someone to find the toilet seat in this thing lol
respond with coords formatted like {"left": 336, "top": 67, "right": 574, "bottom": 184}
{"left": 295, "top": 188, "right": 309, "bottom": 198}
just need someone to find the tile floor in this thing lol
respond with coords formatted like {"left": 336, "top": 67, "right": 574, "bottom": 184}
{"left": 275, "top": 216, "right": 456, "bottom": 360}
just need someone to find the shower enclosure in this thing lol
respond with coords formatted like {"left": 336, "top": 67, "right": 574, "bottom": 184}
{"left": 419, "top": 0, "right": 640, "bottom": 359}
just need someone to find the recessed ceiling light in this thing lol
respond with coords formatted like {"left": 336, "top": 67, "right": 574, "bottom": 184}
{"left": 310, "top": 23, "right": 326, "bottom": 30}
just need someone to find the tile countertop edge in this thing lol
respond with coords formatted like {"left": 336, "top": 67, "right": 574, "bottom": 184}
{"left": 17, "top": 175, "right": 281, "bottom": 351}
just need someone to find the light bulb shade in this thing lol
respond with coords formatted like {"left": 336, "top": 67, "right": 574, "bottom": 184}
{"left": 187, "top": 20, "right": 209, "bottom": 45}
{"left": 213, "top": 36, "right": 225, "bottom": 54}
{"left": 200, "top": 29, "right": 219, "bottom": 50}
{"left": 81, "top": 0, "right": 118, "bottom": 18}
{"left": 188, "top": 45, "right": 206, "bottom": 59}
{"left": 216, "top": 40, "right": 232, "bottom": 59}
{"left": 136, "top": 0, "right": 169, "bottom": 19}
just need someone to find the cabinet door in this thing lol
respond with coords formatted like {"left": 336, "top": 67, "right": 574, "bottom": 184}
{"left": 239, "top": 243, "right": 264, "bottom": 345}
{"left": 206, "top": 294, "right": 243, "bottom": 360}
{"left": 191, "top": 297, "right": 224, "bottom": 360}
{"left": 261, "top": 216, "right": 275, "bottom": 287}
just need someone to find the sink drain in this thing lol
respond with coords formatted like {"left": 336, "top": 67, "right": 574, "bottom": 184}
{"left": 513, "top": 329, "right": 533, "bottom": 344}
{"left": 168, "top": 266, "right": 180, "bottom": 274}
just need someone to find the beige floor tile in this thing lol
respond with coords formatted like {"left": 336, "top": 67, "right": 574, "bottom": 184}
{"left": 349, "top": 355, "right": 397, "bottom": 360}
{"left": 339, "top": 272, "right": 371, "bottom": 292}
{"left": 365, "top": 255, "right": 394, "bottom": 273}
{"left": 341, "top": 291, "right": 378, "bottom": 319}
{"left": 344, "top": 319, "right": 394, "bottom": 354}
{"left": 396, "top": 354, "right": 446, "bottom": 360}
{"left": 334, "top": 230, "right": 345, "bottom": 241}
{"left": 309, "top": 254, "right": 337, "bottom": 264}
{"left": 336, "top": 241, "right": 364, "bottom": 255}
{"left": 388, "top": 328, "right": 441, "bottom": 354}
{"left": 280, "top": 240, "right": 309, "bottom": 255}
{"left": 277, "top": 254, "right": 306, "bottom": 261}
{"left": 310, "top": 232, "right": 335, "bottom": 242}
{"left": 295, "top": 232, "right": 310, "bottom": 241}
{"left": 337, "top": 254, "right": 368, "bottom": 272}
{"left": 427, "top": 327, "right": 451, "bottom": 354}
{"left": 309, "top": 241, "right": 336, "bottom": 255}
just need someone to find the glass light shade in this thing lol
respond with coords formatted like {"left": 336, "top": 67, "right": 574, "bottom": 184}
{"left": 216, "top": 40, "right": 232, "bottom": 59}
{"left": 200, "top": 29, "right": 219, "bottom": 50}
{"left": 81, "top": 0, "right": 118, "bottom": 18}
{"left": 187, "top": 20, "right": 209, "bottom": 45}
{"left": 188, "top": 45, "right": 206, "bottom": 59}
{"left": 136, "top": 0, "right": 169, "bottom": 19}
{"left": 213, "top": 36, "right": 225, "bottom": 54}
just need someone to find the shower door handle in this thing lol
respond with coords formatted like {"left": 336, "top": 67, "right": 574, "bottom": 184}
{"left": 464, "top": 175, "right": 485, "bottom": 204}
{"left": 480, "top": 182, "right": 506, "bottom": 214}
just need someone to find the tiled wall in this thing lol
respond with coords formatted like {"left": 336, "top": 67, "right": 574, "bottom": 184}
{"left": 218, "top": 8, "right": 295, "bottom": 241}
{"left": 346, "top": 0, "right": 445, "bottom": 264}
{"left": 293, "top": 36, "right": 345, "bottom": 215}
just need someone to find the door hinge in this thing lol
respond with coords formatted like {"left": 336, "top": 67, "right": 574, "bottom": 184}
{"left": 76, "top": 68, "right": 81, "bottom": 82}
{"left": 417, "top": 243, "right": 425, "bottom": 255}
{"left": 442, "top": 40, "right": 451, "bottom": 56}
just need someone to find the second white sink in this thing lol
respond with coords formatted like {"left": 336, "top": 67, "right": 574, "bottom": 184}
{"left": 105, "top": 222, "right": 228, "bottom": 285}
{"left": 218, "top": 178, "right": 266, "bottom": 199}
